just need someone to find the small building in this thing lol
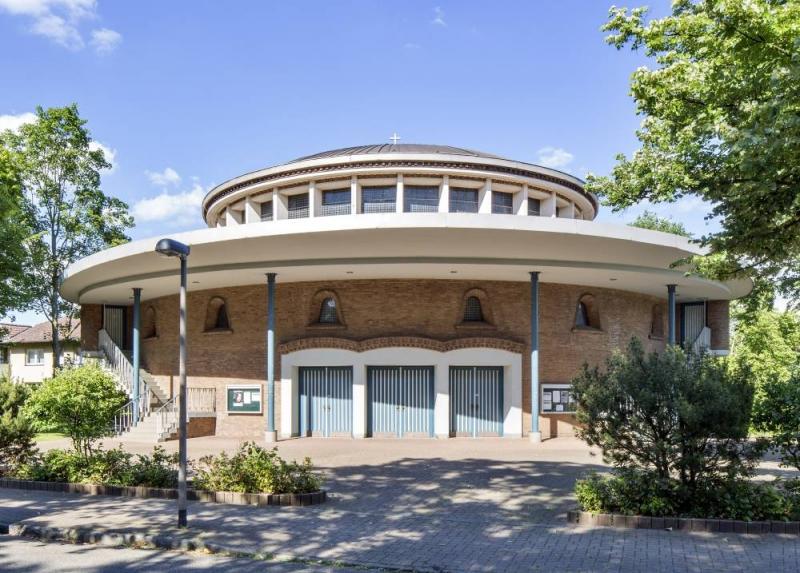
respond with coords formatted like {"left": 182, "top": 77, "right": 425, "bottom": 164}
{"left": 61, "top": 144, "right": 750, "bottom": 441}
{"left": 0, "top": 320, "right": 81, "bottom": 383}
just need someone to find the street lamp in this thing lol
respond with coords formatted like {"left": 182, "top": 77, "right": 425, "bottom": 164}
{"left": 155, "top": 238, "right": 190, "bottom": 528}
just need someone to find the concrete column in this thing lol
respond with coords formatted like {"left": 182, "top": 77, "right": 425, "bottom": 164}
{"left": 479, "top": 179, "right": 492, "bottom": 214}
{"left": 265, "top": 273, "right": 278, "bottom": 442}
{"left": 132, "top": 288, "right": 142, "bottom": 426}
{"left": 350, "top": 176, "right": 358, "bottom": 214}
{"left": 438, "top": 175, "right": 449, "bottom": 212}
{"left": 542, "top": 192, "right": 557, "bottom": 217}
{"left": 396, "top": 174, "right": 404, "bottom": 213}
{"left": 225, "top": 208, "right": 240, "bottom": 226}
{"left": 559, "top": 202, "right": 575, "bottom": 219}
{"left": 275, "top": 190, "right": 288, "bottom": 220}
{"left": 308, "top": 181, "right": 318, "bottom": 218}
{"left": 530, "top": 272, "right": 542, "bottom": 443}
{"left": 515, "top": 185, "right": 528, "bottom": 216}
{"left": 244, "top": 197, "right": 259, "bottom": 224}
{"left": 667, "top": 284, "right": 677, "bottom": 346}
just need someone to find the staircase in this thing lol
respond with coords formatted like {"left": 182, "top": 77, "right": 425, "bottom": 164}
{"left": 97, "top": 329, "right": 216, "bottom": 442}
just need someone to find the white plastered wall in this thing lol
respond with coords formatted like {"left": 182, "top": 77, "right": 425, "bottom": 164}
{"left": 279, "top": 346, "right": 522, "bottom": 439}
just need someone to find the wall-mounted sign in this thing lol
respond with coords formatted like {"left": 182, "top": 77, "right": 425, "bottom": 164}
{"left": 226, "top": 384, "right": 262, "bottom": 414}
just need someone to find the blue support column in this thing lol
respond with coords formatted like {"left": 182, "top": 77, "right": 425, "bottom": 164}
{"left": 667, "top": 284, "right": 677, "bottom": 346}
{"left": 530, "top": 272, "right": 542, "bottom": 443}
{"left": 132, "top": 288, "right": 142, "bottom": 426}
{"left": 265, "top": 273, "right": 277, "bottom": 441}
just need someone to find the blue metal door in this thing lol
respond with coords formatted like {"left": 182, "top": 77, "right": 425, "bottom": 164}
{"left": 449, "top": 366, "right": 503, "bottom": 437}
{"left": 367, "top": 366, "right": 434, "bottom": 438}
{"left": 299, "top": 366, "right": 353, "bottom": 437}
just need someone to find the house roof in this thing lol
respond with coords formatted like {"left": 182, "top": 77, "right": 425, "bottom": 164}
{"left": 287, "top": 144, "right": 506, "bottom": 164}
{"left": 6, "top": 319, "right": 80, "bottom": 345}
{"left": 0, "top": 323, "right": 31, "bottom": 343}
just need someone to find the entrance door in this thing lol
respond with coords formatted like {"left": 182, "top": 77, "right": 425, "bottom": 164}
{"left": 299, "top": 366, "right": 353, "bottom": 437}
{"left": 367, "top": 366, "right": 434, "bottom": 438}
{"left": 103, "top": 306, "right": 125, "bottom": 348}
{"left": 680, "top": 302, "right": 705, "bottom": 346}
{"left": 449, "top": 366, "right": 504, "bottom": 437}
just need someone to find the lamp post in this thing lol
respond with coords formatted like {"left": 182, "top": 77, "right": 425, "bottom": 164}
{"left": 155, "top": 238, "right": 190, "bottom": 528}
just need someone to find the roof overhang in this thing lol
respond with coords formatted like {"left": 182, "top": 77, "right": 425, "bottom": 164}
{"left": 62, "top": 214, "right": 752, "bottom": 305}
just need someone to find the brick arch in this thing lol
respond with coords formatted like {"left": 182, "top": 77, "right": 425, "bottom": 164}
{"left": 279, "top": 336, "right": 525, "bottom": 355}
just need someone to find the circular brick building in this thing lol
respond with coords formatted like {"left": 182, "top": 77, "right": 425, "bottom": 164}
{"left": 62, "top": 144, "right": 750, "bottom": 442}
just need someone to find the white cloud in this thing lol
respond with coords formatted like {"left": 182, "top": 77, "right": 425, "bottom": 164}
{"left": 0, "top": 0, "right": 120, "bottom": 51}
{"left": 536, "top": 146, "right": 574, "bottom": 169}
{"left": 431, "top": 6, "right": 446, "bottom": 26}
{"left": 0, "top": 111, "right": 36, "bottom": 132}
{"left": 145, "top": 167, "right": 181, "bottom": 187}
{"left": 132, "top": 183, "right": 206, "bottom": 225}
{"left": 88, "top": 140, "right": 116, "bottom": 172}
{"left": 89, "top": 27, "right": 120, "bottom": 54}
{"left": 403, "top": 42, "right": 421, "bottom": 50}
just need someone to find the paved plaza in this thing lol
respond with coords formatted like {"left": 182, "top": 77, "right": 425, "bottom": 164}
{"left": 1, "top": 436, "right": 796, "bottom": 572}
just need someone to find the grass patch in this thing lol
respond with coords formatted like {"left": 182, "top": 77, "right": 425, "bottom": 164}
{"left": 34, "top": 432, "right": 67, "bottom": 442}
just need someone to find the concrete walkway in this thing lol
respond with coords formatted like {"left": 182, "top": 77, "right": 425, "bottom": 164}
{"left": 8, "top": 437, "right": 798, "bottom": 572}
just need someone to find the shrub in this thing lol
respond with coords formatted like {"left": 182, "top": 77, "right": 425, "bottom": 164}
{"left": 0, "top": 377, "right": 36, "bottom": 471}
{"left": 15, "top": 446, "right": 178, "bottom": 488}
{"left": 752, "top": 367, "right": 800, "bottom": 472}
{"left": 575, "top": 470, "right": 799, "bottom": 521}
{"left": 572, "top": 338, "right": 757, "bottom": 491}
{"left": 192, "top": 442, "right": 322, "bottom": 494}
{"left": 24, "top": 364, "right": 127, "bottom": 457}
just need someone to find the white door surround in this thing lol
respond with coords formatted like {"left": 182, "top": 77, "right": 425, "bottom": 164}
{"left": 280, "top": 346, "right": 522, "bottom": 439}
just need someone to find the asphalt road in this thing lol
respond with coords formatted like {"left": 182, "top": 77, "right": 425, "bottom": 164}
{"left": 0, "top": 536, "right": 366, "bottom": 573}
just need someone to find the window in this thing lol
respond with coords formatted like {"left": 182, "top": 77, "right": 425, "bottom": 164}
{"left": 574, "top": 294, "right": 601, "bottom": 330}
{"left": 287, "top": 193, "right": 309, "bottom": 219}
{"left": 528, "top": 198, "right": 541, "bottom": 216}
{"left": 320, "top": 189, "right": 351, "bottom": 217}
{"left": 542, "top": 385, "right": 577, "bottom": 413}
{"left": 491, "top": 191, "right": 514, "bottom": 214}
{"left": 26, "top": 348, "right": 44, "bottom": 366}
{"left": 650, "top": 304, "right": 665, "bottom": 339}
{"left": 449, "top": 187, "right": 479, "bottom": 213}
{"left": 362, "top": 186, "right": 396, "bottom": 213}
{"left": 404, "top": 186, "right": 439, "bottom": 212}
{"left": 464, "top": 296, "right": 483, "bottom": 322}
{"left": 318, "top": 297, "right": 339, "bottom": 324}
{"left": 204, "top": 297, "right": 231, "bottom": 332}
{"left": 0, "top": 347, "right": 7, "bottom": 364}
{"left": 142, "top": 306, "right": 157, "bottom": 339}
{"left": 260, "top": 200, "right": 273, "bottom": 221}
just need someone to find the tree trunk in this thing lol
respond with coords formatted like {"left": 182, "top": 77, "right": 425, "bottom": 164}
{"left": 50, "top": 275, "right": 60, "bottom": 377}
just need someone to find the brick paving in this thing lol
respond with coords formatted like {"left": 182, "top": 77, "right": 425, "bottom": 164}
{"left": 7, "top": 436, "right": 799, "bottom": 572}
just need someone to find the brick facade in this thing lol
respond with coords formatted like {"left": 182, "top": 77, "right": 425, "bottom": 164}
{"left": 80, "top": 279, "right": 730, "bottom": 439}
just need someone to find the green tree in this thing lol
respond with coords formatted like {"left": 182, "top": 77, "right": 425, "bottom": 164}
{"left": 1, "top": 105, "right": 133, "bottom": 375}
{"left": 731, "top": 306, "right": 800, "bottom": 391}
{"left": 753, "top": 367, "right": 800, "bottom": 472}
{"left": 587, "top": 1, "right": 800, "bottom": 300}
{"left": 24, "top": 365, "right": 127, "bottom": 457}
{"left": 0, "top": 377, "right": 36, "bottom": 470}
{"left": 629, "top": 210, "right": 691, "bottom": 237}
{"left": 572, "top": 338, "right": 756, "bottom": 491}
{"left": 0, "top": 148, "right": 32, "bottom": 318}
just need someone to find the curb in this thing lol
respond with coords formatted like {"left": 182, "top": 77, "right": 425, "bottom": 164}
{"left": 3, "top": 521, "right": 427, "bottom": 573}
{"left": 567, "top": 509, "right": 800, "bottom": 534}
{"left": 0, "top": 478, "right": 326, "bottom": 507}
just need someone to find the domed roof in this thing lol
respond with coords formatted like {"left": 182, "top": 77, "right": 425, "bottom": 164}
{"left": 288, "top": 144, "right": 506, "bottom": 164}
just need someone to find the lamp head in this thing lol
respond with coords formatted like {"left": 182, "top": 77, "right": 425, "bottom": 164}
{"left": 154, "top": 238, "right": 190, "bottom": 258}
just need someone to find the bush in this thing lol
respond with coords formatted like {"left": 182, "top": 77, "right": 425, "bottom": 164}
{"left": 572, "top": 338, "right": 757, "bottom": 491}
{"left": 0, "top": 377, "right": 36, "bottom": 471}
{"left": 24, "top": 364, "right": 127, "bottom": 457}
{"left": 576, "top": 470, "right": 800, "bottom": 521}
{"left": 192, "top": 442, "right": 322, "bottom": 494}
{"left": 15, "top": 446, "right": 178, "bottom": 488}
{"left": 752, "top": 367, "right": 800, "bottom": 472}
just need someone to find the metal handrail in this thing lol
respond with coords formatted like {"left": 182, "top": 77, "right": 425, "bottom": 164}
{"left": 99, "top": 328, "right": 152, "bottom": 418}
{"left": 188, "top": 387, "right": 216, "bottom": 414}
{"left": 154, "top": 397, "right": 178, "bottom": 441}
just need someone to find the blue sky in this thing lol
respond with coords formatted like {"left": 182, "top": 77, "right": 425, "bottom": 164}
{"left": 1, "top": 0, "right": 712, "bottom": 325}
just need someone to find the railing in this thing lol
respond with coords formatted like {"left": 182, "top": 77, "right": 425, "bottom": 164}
{"left": 154, "top": 397, "right": 178, "bottom": 441}
{"left": 449, "top": 199, "right": 479, "bottom": 213}
{"left": 100, "top": 328, "right": 152, "bottom": 432}
{"left": 188, "top": 387, "right": 216, "bottom": 415}
{"left": 319, "top": 203, "right": 351, "bottom": 217}
{"left": 362, "top": 200, "right": 396, "bottom": 213}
